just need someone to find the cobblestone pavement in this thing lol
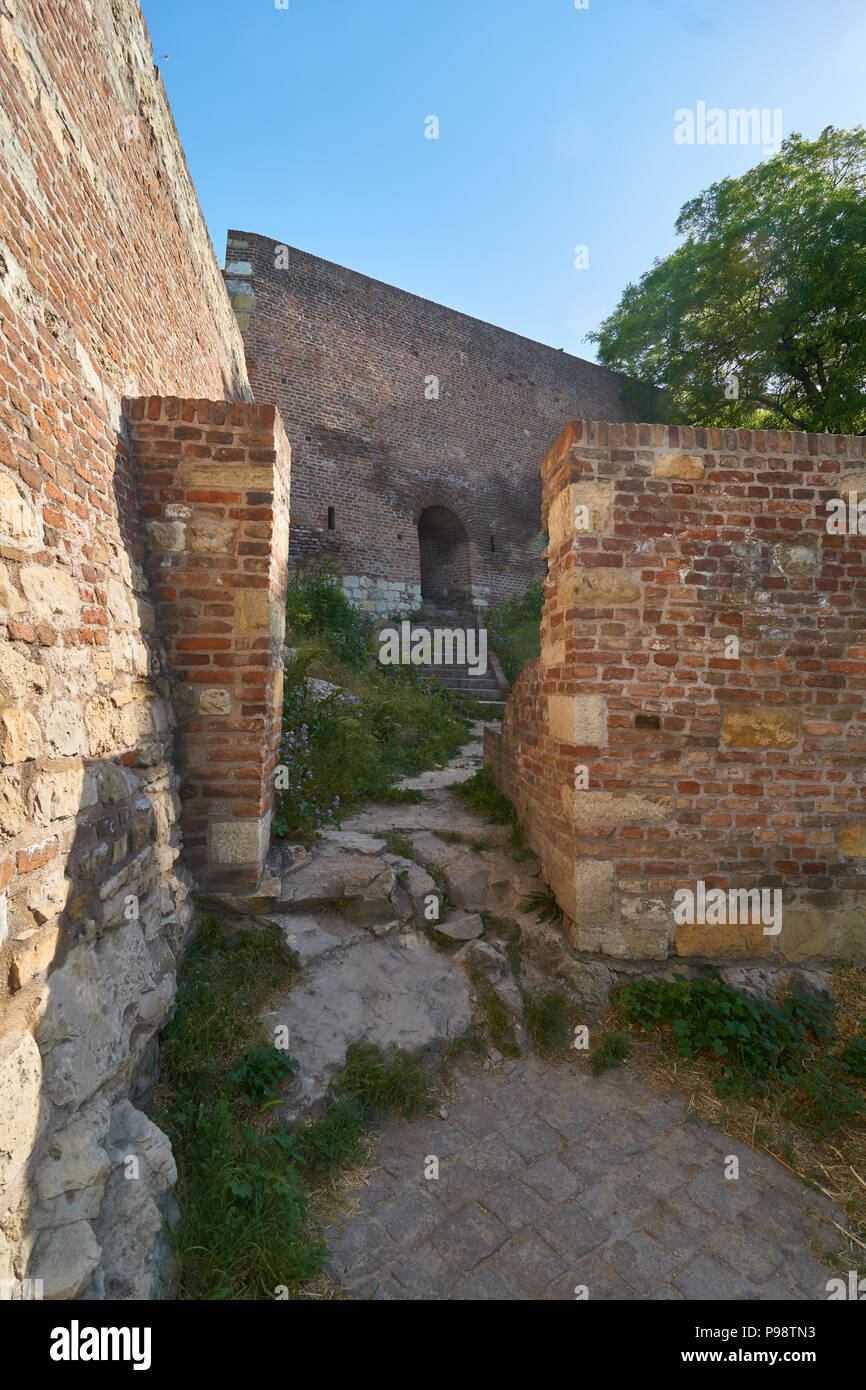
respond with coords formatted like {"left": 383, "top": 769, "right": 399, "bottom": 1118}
{"left": 326, "top": 1053, "right": 841, "bottom": 1301}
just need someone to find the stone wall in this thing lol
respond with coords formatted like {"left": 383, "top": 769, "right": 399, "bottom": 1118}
{"left": 224, "top": 232, "right": 645, "bottom": 616}
{"left": 0, "top": 0, "right": 258, "bottom": 1299}
{"left": 486, "top": 421, "right": 866, "bottom": 968}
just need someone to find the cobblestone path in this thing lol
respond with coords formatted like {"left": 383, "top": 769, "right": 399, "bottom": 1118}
{"left": 326, "top": 1052, "right": 840, "bottom": 1301}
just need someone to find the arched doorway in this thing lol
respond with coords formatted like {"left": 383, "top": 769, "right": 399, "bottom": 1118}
{"left": 417, "top": 506, "right": 471, "bottom": 614}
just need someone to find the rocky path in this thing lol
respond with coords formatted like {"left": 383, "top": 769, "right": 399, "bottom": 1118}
{"left": 255, "top": 722, "right": 843, "bottom": 1300}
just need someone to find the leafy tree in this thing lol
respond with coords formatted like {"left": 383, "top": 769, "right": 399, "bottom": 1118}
{"left": 590, "top": 126, "right": 866, "bottom": 433}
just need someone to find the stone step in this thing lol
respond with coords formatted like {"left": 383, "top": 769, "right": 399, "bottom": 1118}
{"left": 431, "top": 680, "right": 503, "bottom": 695}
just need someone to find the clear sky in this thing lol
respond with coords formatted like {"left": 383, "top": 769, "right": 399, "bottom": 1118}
{"left": 141, "top": 0, "right": 865, "bottom": 362}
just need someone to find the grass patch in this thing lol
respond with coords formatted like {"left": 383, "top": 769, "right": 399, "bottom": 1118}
{"left": 523, "top": 988, "right": 573, "bottom": 1057}
{"left": 378, "top": 787, "right": 425, "bottom": 805}
{"left": 384, "top": 831, "right": 416, "bottom": 860}
{"left": 149, "top": 915, "right": 434, "bottom": 1300}
{"left": 484, "top": 577, "right": 544, "bottom": 685}
{"left": 466, "top": 956, "right": 522, "bottom": 1060}
{"left": 590, "top": 1030, "right": 633, "bottom": 1076}
{"left": 275, "top": 567, "right": 476, "bottom": 840}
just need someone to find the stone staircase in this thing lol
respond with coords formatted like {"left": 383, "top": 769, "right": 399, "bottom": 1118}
{"left": 421, "top": 662, "right": 506, "bottom": 716}
{"left": 411, "top": 610, "right": 508, "bottom": 718}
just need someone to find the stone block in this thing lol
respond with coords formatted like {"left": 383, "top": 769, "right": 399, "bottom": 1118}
{"left": 837, "top": 825, "right": 866, "bottom": 858}
{"left": 145, "top": 520, "right": 185, "bottom": 553}
{"left": 198, "top": 687, "right": 232, "bottom": 715}
{"left": 548, "top": 693, "right": 606, "bottom": 746}
{"left": 654, "top": 451, "right": 704, "bottom": 479}
{"left": 563, "top": 789, "right": 671, "bottom": 825}
{"left": 190, "top": 518, "right": 235, "bottom": 552}
{"left": 31, "top": 1221, "right": 101, "bottom": 1300}
{"left": 210, "top": 816, "right": 269, "bottom": 867}
{"left": 571, "top": 569, "right": 641, "bottom": 606}
{"left": 237, "top": 588, "right": 268, "bottom": 633}
{"left": 675, "top": 920, "right": 772, "bottom": 959}
{"left": 1, "top": 707, "right": 41, "bottom": 763}
{"left": 0, "top": 468, "right": 41, "bottom": 550}
{"left": 839, "top": 471, "right": 866, "bottom": 498}
{"left": 548, "top": 481, "right": 613, "bottom": 545}
{"left": 574, "top": 859, "right": 615, "bottom": 925}
{"left": 42, "top": 699, "right": 87, "bottom": 757}
{"left": 0, "top": 562, "right": 23, "bottom": 614}
{"left": 0, "top": 1029, "right": 42, "bottom": 1196}
{"left": 772, "top": 541, "right": 816, "bottom": 576}
{"left": 721, "top": 704, "right": 799, "bottom": 750}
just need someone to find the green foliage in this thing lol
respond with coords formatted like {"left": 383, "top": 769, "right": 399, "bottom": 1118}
{"left": 378, "top": 787, "right": 425, "bottom": 805}
{"left": 619, "top": 974, "right": 804, "bottom": 1087}
{"left": 285, "top": 1044, "right": 432, "bottom": 1174}
{"left": 454, "top": 766, "right": 528, "bottom": 856}
{"left": 523, "top": 989, "right": 572, "bottom": 1056}
{"left": 285, "top": 564, "right": 371, "bottom": 667}
{"left": 227, "top": 1047, "right": 299, "bottom": 1106}
{"left": 148, "top": 918, "right": 319, "bottom": 1300}
{"left": 455, "top": 766, "right": 517, "bottom": 826}
{"left": 780, "top": 1067, "right": 865, "bottom": 1138}
{"left": 283, "top": 1099, "right": 367, "bottom": 1175}
{"left": 782, "top": 985, "right": 837, "bottom": 1046}
{"left": 522, "top": 883, "right": 564, "bottom": 926}
{"left": 484, "top": 577, "right": 544, "bottom": 685}
{"left": 590, "top": 1030, "right": 633, "bottom": 1076}
{"left": 332, "top": 1041, "right": 431, "bottom": 1117}
{"left": 384, "top": 831, "right": 416, "bottom": 860}
{"left": 840, "top": 1037, "right": 866, "bottom": 1078}
{"left": 590, "top": 126, "right": 866, "bottom": 433}
{"left": 467, "top": 960, "right": 522, "bottom": 1060}
{"left": 616, "top": 972, "right": 865, "bottom": 1134}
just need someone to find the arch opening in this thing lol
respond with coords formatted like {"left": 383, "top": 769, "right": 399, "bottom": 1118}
{"left": 417, "top": 505, "right": 471, "bottom": 614}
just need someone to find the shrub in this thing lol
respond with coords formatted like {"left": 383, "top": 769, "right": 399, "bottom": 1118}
{"left": 591, "top": 1030, "right": 633, "bottom": 1076}
{"left": 285, "top": 564, "right": 371, "bottom": 667}
{"left": 484, "top": 576, "right": 544, "bottom": 684}
{"left": 522, "top": 883, "right": 563, "bottom": 926}
{"left": 617, "top": 973, "right": 804, "bottom": 1089}
{"left": 616, "top": 971, "right": 865, "bottom": 1133}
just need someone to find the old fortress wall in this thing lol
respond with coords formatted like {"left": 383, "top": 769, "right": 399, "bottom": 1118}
{"left": 0, "top": 0, "right": 288, "bottom": 1298}
{"left": 224, "top": 232, "right": 640, "bottom": 616}
{"left": 486, "top": 421, "right": 866, "bottom": 969}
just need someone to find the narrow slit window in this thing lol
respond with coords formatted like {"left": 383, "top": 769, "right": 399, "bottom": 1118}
{"left": 490, "top": 534, "right": 496, "bottom": 553}
{"left": 327, "top": 507, "right": 335, "bottom": 531}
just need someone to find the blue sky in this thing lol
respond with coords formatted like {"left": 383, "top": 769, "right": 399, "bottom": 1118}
{"left": 143, "top": 0, "right": 865, "bottom": 361}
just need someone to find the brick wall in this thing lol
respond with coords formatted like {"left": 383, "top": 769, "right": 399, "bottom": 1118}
{"left": 486, "top": 421, "right": 866, "bottom": 967}
{"left": 0, "top": 0, "right": 257, "bottom": 1299}
{"left": 128, "top": 396, "right": 290, "bottom": 889}
{"left": 224, "top": 232, "right": 645, "bottom": 616}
